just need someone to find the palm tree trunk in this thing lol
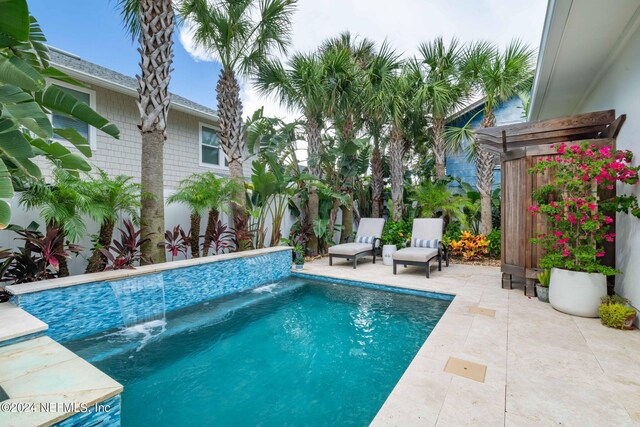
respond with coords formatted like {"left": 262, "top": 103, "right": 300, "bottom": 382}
{"left": 478, "top": 111, "right": 497, "bottom": 235}
{"left": 327, "top": 197, "right": 341, "bottom": 245}
{"left": 433, "top": 117, "right": 446, "bottom": 180}
{"left": 216, "top": 69, "right": 248, "bottom": 247}
{"left": 137, "top": 0, "right": 174, "bottom": 265}
{"left": 189, "top": 213, "right": 201, "bottom": 258}
{"left": 340, "top": 194, "right": 354, "bottom": 242}
{"left": 85, "top": 219, "right": 115, "bottom": 273}
{"left": 140, "top": 131, "right": 167, "bottom": 264}
{"left": 390, "top": 128, "right": 405, "bottom": 221}
{"left": 339, "top": 116, "right": 355, "bottom": 240}
{"left": 202, "top": 208, "right": 219, "bottom": 256}
{"left": 371, "top": 135, "right": 383, "bottom": 218}
{"left": 306, "top": 116, "right": 321, "bottom": 256}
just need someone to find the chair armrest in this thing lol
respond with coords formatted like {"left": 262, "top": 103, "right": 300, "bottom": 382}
{"left": 372, "top": 237, "right": 382, "bottom": 251}
{"left": 439, "top": 241, "right": 448, "bottom": 257}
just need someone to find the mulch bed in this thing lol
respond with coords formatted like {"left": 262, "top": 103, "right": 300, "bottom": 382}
{"left": 450, "top": 257, "right": 500, "bottom": 267}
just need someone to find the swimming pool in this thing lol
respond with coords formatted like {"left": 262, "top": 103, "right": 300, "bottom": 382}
{"left": 64, "top": 275, "right": 451, "bottom": 426}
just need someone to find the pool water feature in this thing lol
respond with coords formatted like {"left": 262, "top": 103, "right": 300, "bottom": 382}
{"left": 65, "top": 276, "right": 451, "bottom": 426}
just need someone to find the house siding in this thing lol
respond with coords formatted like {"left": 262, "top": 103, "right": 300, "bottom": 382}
{"left": 577, "top": 21, "right": 640, "bottom": 312}
{"left": 445, "top": 96, "right": 526, "bottom": 189}
{"left": 80, "top": 85, "right": 253, "bottom": 188}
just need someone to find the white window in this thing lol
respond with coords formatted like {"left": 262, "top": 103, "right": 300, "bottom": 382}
{"left": 50, "top": 81, "right": 97, "bottom": 149}
{"left": 200, "top": 123, "right": 227, "bottom": 168}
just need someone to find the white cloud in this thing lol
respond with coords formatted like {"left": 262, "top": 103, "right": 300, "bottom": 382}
{"left": 179, "top": 0, "right": 548, "bottom": 120}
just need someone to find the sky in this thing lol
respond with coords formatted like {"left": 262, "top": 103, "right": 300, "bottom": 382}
{"left": 30, "top": 0, "right": 548, "bottom": 121}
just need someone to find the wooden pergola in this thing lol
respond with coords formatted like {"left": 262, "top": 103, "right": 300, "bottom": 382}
{"left": 474, "top": 110, "right": 626, "bottom": 295}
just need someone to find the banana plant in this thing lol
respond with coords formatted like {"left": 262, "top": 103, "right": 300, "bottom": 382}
{"left": 0, "top": 0, "right": 120, "bottom": 227}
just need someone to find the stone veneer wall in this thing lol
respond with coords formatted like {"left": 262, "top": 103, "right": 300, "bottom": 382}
{"left": 54, "top": 395, "right": 121, "bottom": 427}
{"left": 14, "top": 250, "right": 292, "bottom": 342}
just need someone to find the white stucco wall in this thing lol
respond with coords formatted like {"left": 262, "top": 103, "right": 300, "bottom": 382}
{"left": 578, "top": 22, "right": 640, "bottom": 310}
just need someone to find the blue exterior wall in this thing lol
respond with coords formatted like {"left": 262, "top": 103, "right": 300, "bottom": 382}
{"left": 446, "top": 96, "right": 526, "bottom": 189}
{"left": 14, "top": 250, "right": 293, "bottom": 342}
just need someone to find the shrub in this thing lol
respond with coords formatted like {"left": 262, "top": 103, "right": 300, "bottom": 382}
{"left": 381, "top": 220, "right": 412, "bottom": 249}
{"left": 529, "top": 142, "right": 640, "bottom": 275}
{"left": 0, "top": 226, "right": 80, "bottom": 284}
{"left": 599, "top": 296, "right": 636, "bottom": 329}
{"left": 537, "top": 269, "right": 551, "bottom": 287}
{"left": 487, "top": 229, "right": 501, "bottom": 258}
{"left": 164, "top": 226, "right": 189, "bottom": 261}
{"left": 100, "top": 220, "right": 149, "bottom": 270}
{"left": 449, "top": 231, "right": 489, "bottom": 260}
{"left": 293, "top": 245, "right": 305, "bottom": 265}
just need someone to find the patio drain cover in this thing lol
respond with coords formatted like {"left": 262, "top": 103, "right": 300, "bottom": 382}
{"left": 469, "top": 306, "right": 496, "bottom": 317}
{"left": 444, "top": 357, "right": 487, "bottom": 383}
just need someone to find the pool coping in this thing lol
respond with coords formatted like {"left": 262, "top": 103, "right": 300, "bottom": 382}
{"left": 292, "top": 272, "right": 455, "bottom": 301}
{"left": 6, "top": 246, "right": 292, "bottom": 296}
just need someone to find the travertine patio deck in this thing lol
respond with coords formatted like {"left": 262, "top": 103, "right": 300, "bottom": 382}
{"left": 302, "top": 257, "right": 640, "bottom": 426}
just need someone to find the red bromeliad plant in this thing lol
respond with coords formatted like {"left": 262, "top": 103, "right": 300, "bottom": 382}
{"left": 529, "top": 142, "right": 640, "bottom": 275}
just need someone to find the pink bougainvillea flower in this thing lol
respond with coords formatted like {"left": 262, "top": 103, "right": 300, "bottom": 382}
{"left": 562, "top": 249, "right": 571, "bottom": 257}
{"left": 595, "top": 252, "right": 605, "bottom": 258}
{"left": 554, "top": 231, "right": 563, "bottom": 237}
{"left": 558, "top": 238, "right": 569, "bottom": 245}
{"left": 604, "top": 216, "right": 614, "bottom": 224}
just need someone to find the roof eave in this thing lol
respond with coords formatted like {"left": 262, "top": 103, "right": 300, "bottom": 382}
{"left": 52, "top": 63, "right": 220, "bottom": 123}
{"left": 528, "top": 0, "right": 573, "bottom": 122}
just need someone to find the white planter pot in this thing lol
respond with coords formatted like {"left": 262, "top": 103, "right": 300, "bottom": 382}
{"left": 549, "top": 268, "right": 607, "bottom": 317}
{"left": 382, "top": 245, "right": 397, "bottom": 266}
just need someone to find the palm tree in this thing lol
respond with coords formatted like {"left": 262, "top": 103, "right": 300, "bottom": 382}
{"left": 320, "top": 32, "right": 373, "bottom": 240}
{"left": 80, "top": 170, "right": 141, "bottom": 273}
{"left": 117, "top": 0, "right": 176, "bottom": 264}
{"left": 255, "top": 52, "right": 326, "bottom": 255}
{"left": 361, "top": 42, "right": 401, "bottom": 218}
{"left": 19, "top": 169, "right": 103, "bottom": 277}
{"left": 199, "top": 173, "right": 240, "bottom": 256}
{"left": 415, "top": 37, "right": 471, "bottom": 179}
{"left": 179, "top": 0, "right": 296, "bottom": 240}
{"left": 412, "top": 180, "right": 473, "bottom": 230}
{"left": 465, "top": 40, "right": 535, "bottom": 234}
{"left": 386, "top": 69, "right": 413, "bottom": 221}
{"left": 166, "top": 174, "right": 212, "bottom": 258}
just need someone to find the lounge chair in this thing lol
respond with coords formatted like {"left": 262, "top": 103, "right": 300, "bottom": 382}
{"left": 392, "top": 218, "right": 449, "bottom": 278}
{"left": 328, "top": 218, "right": 385, "bottom": 269}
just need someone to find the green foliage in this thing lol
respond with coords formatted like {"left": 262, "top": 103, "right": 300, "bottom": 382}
{"left": 599, "top": 296, "right": 636, "bottom": 329}
{"left": 487, "top": 228, "right": 501, "bottom": 259}
{"left": 537, "top": 268, "right": 551, "bottom": 288}
{"left": 442, "top": 222, "right": 461, "bottom": 246}
{"left": 381, "top": 219, "right": 412, "bottom": 249}
{"left": 293, "top": 245, "right": 305, "bottom": 264}
{"left": 411, "top": 180, "right": 473, "bottom": 228}
{"left": 179, "top": 0, "right": 297, "bottom": 79}
{"left": 78, "top": 169, "right": 141, "bottom": 224}
{"left": 18, "top": 168, "right": 103, "bottom": 241}
{"left": 168, "top": 172, "right": 239, "bottom": 217}
{"left": 0, "top": 0, "right": 119, "bottom": 225}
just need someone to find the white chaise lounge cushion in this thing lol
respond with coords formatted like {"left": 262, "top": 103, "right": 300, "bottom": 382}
{"left": 355, "top": 218, "right": 385, "bottom": 248}
{"left": 392, "top": 247, "right": 439, "bottom": 263}
{"left": 328, "top": 243, "right": 373, "bottom": 256}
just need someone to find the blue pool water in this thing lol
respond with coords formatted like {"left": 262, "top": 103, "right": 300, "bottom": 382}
{"left": 65, "top": 277, "right": 451, "bottom": 426}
